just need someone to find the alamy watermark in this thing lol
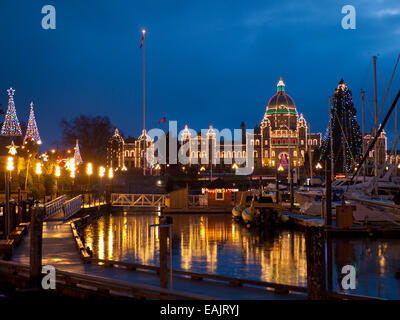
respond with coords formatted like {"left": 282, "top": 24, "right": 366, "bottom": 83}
{"left": 143, "top": 121, "right": 254, "bottom": 175}
{"left": 341, "top": 264, "right": 356, "bottom": 290}
{"left": 41, "top": 265, "right": 56, "bottom": 290}
{"left": 341, "top": 5, "right": 356, "bottom": 30}
{"left": 41, "top": 5, "right": 56, "bottom": 30}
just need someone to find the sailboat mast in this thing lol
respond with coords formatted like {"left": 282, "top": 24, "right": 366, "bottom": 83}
{"left": 361, "top": 89, "right": 365, "bottom": 182}
{"left": 328, "top": 96, "right": 334, "bottom": 180}
{"left": 373, "top": 56, "right": 378, "bottom": 178}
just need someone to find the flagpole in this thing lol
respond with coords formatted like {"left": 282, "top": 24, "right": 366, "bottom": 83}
{"left": 142, "top": 29, "right": 146, "bottom": 176}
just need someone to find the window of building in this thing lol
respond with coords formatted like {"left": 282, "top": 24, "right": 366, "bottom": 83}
{"left": 254, "top": 151, "right": 258, "bottom": 157}
{"left": 255, "top": 139, "right": 260, "bottom": 146}
{"left": 216, "top": 191, "right": 224, "bottom": 200}
{"left": 265, "top": 150, "right": 268, "bottom": 157}
{"left": 293, "top": 151, "right": 297, "bottom": 157}
{"left": 313, "top": 139, "right": 317, "bottom": 145}
{"left": 301, "top": 140, "right": 304, "bottom": 145}
{"left": 272, "top": 151, "right": 275, "bottom": 157}
{"left": 265, "top": 140, "right": 268, "bottom": 146}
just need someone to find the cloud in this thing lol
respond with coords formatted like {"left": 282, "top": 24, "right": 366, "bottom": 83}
{"left": 374, "top": 8, "right": 400, "bottom": 17}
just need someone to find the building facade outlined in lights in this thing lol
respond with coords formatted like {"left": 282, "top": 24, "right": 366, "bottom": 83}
{"left": 107, "top": 78, "right": 322, "bottom": 172}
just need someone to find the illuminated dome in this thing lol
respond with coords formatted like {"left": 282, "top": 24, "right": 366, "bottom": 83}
{"left": 266, "top": 77, "right": 297, "bottom": 115}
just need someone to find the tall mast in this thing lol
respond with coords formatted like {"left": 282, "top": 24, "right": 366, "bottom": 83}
{"left": 361, "top": 89, "right": 365, "bottom": 182}
{"left": 308, "top": 121, "right": 313, "bottom": 185}
{"left": 328, "top": 96, "right": 334, "bottom": 180}
{"left": 142, "top": 29, "right": 147, "bottom": 176}
{"left": 373, "top": 56, "right": 378, "bottom": 178}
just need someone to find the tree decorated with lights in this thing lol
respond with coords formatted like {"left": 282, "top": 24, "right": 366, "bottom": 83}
{"left": 320, "top": 79, "right": 362, "bottom": 173}
{"left": 74, "top": 139, "right": 83, "bottom": 165}
{"left": 23, "top": 102, "right": 42, "bottom": 145}
{"left": 1, "top": 88, "right": 22, "bottom": 136}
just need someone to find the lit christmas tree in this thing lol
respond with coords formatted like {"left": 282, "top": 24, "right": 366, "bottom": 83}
{"left": 1, "top": 88, "right": 22, "bottom": 136}
{"left": 74, "top": 139, "right": 83, "bottom": 165}
{"left": 23, "top": 102, "right": 42, "bottom": 145}
{"left": 320, "top": 79, "right": 362, "bottom": 173}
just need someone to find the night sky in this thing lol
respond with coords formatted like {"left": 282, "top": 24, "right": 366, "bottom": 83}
{"left": 0, "top": 0, "right": 399, "bottom": 149}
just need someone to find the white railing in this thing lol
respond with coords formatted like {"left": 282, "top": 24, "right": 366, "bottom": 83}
{"left": 188, "top": 195, "right": 208, "bottom": 207}
{"left": 63, "top": 195, "right": 83, "bottom": 220}
{"left": 111, "top": 193, "right": 167, "bottom": 208}
{"left": 44, "top": 195, "right": 67, "bottom": 219}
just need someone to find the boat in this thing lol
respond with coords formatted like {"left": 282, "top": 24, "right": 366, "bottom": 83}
{"left": 232, "top": 193, "right": 246, "bottom": 219}
{"left": 242, "top": 194, "right": 256, "bottom": 225}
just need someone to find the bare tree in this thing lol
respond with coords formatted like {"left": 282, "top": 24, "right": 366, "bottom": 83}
{"left": 60, "top": 115, "right": 113, "bottom": 164}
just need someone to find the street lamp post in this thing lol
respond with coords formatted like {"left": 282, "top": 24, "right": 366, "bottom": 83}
{"left": 55, "top": 165, "right": 61, "bottom": 197}
{"left": 280, "top": 124, "right": 293, "bottom": 208}
{"left": 5, "top": 156, "right": 14, "bottom": 238}
{"left": 277, "top": 164, "right": 284, "bottom": 204}
{"left": 35, "top": 162, "right": 42, "bottom": 202}
{"left": 107, "top": 168, "right": 113, "bottom": 204}
{"left": 86, "top": 163, "right": 93, "bottom": 205}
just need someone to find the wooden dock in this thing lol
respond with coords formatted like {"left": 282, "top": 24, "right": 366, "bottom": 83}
{"left": 162, "top": 207, "right": 232, "bottom": 214}
{"left": 9, "top": 218, "right": 306, "bottom": 300}
{"left": 285, "top": 210, "right": 400, "bottom": 237}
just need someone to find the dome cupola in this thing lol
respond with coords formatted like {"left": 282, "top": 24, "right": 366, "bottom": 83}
{"left": 266, "top": 77, "right": 297, "bottom": 116}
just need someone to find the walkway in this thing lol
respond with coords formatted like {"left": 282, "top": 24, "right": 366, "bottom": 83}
{"left": 12, "top": 218, "right": 305, "bottom": 300}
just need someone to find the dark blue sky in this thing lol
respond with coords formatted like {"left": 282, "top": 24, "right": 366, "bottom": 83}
{"left": 1, "top": 0, "right": 399, "bottom": 149}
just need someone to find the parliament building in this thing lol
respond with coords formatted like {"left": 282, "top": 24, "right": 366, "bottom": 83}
{"left": 107, "top": 78, "right": 322, "bottom": 173}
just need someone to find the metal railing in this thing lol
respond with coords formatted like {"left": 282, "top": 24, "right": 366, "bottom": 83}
{"left": 44, "top": 195, "right": 67, "bottom": 219}
{"left": 111, "top": 193, "right": 167, "bottom": 208}
{"left": 63, "top": 195, "right": 83, "bottom": 220}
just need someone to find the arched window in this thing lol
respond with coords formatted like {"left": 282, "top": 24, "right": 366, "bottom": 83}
{"left": 313, "top": 139, "right": 317, "bottom": 145}
{"left": 255, "top": 139, "right": 260, "bottom": 146}
{"left": 265, "top": 150, "right": 268, "bottom": 157}
{"left": 254, "top": 151, "right": 258, "bottom": 157}
{"left": 293, "top": 151, "right": 297, "bottom": 157}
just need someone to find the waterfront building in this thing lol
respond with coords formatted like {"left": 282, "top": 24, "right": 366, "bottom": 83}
{"left": 107, "top": 78, "right": 323, "bottom": 173}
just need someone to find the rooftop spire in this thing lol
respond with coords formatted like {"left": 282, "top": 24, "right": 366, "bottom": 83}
{"left": 277, "top": 76, "right": 285, "bottom": 92}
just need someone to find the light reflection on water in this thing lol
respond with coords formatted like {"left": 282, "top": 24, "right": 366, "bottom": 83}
{"left": 82, "top": 212, "right": 400, "bottom": 299}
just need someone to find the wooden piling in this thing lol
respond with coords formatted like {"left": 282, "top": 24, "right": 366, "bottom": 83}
{"left": 289, "top": 168, "right": 294, "bottom": 209}
{"left": 159, "top": 219, "right": 168, "bottom": 289}
{"left": 304, "top": 220, "right": 326, "bottom": 300}
{"left": 325, "top": 158, "right": 332, "bottom": 226}
{"left": 275, "top": 172, "right": 280, "bottom": 204}
{"left": 29, "top": 205, "right": 44, "bottom": 289}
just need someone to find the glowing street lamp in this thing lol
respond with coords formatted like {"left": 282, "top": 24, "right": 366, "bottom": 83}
{"left": 315, "top": 162, "right": 323, "bottom": 170}
{"left": 232, "top": 162, "right": 239, "bottom": 171}
{"left": 278, "top": 164, "right": 284, "bottom": 172}
{"left": 6, "top": 156, "right": 14, "bottom": 171}
{"left": 86, "top": 163, "right": 93, "bottom": 176}
{"left": 35, "top": 162, "right": 42, "bottom": 175}
{"left": 55, "top": 165, "right": 61, "bottom": 196}
{"left": 99, "top": 166, "right": 105, "bottom": 177}
{"left": 55, "top": 165, "right": 61, "bottom": 177}
{"left": 108, "top": 167, "right": 113, "bottom": 179}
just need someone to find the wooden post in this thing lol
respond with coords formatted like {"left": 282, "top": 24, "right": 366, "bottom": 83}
{"left": 304, "top": 220, "right": 326, "bottom": 299}
{"left": 325, "top": 158, "right": 332, "bottom": 226}
{"left": 159, "top": 220, "right": 168, "bottom": 289}
{"left": 289, "top": 168, "right": 294, "bottom": 209}
{"left": 4, "top": 171, "right": 10, "bottom": 239}
{"left": 275, "top": 172, "right": 280, "bottom": 204}
{"left": 30, "top": 204, "right": 44, "bottom": 288}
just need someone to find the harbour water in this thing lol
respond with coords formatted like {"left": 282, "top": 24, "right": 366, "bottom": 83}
{"left": 82, "top": 212, "right": 400, "bottom": 299}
